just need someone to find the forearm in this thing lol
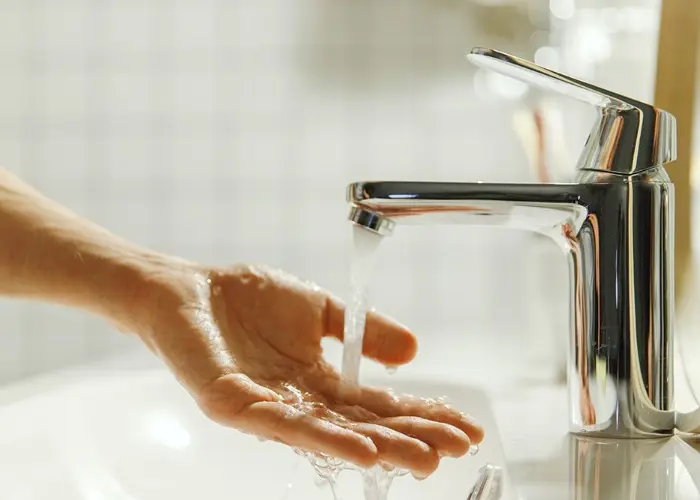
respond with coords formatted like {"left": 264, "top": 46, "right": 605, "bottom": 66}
{"left": 0, "top": 168, "right": 177, "bottom": 330}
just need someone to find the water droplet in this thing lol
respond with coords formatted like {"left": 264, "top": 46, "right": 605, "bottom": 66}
{"left": 468, "top": 444, "right": 480, "bottom": 456}
{"left": 385, "top": 366, "right": 398, "bottom": 375}
{"left": 257, "top": 436, "right": 267, "bottom": 443}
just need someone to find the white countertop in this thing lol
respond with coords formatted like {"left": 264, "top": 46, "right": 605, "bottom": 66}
{"left": 2, "top": 345, "right": 700, "bottom": 499}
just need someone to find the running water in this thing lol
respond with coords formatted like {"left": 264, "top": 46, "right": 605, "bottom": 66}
{"left": 295, "top": 223, "right": 479, "bottom": 499}
{"left": 341, "top": 225, "right": 384, "bottom": 382}
{"left": 297, "top": 224, "right": 408, "bottom": 500}
{"left": 341, "top": 224, "right": 408, "bottom": 500}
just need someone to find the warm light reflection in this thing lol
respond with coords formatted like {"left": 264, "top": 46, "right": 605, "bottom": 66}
{"left": 534, "top": 46, "right": 561, "bottom": 71}
{"left": 550, "top": 0, "right": 575, "bottom": 20}
{"left": 573, "top": 23, "right": 611, "bottom": 64}
{"left": 583, "top": 7, "right": 658, "bottom": 33}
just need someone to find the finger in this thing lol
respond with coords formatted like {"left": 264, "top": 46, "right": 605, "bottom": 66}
{"left": 341, "top": 422, "right": 439, "bottom": 478}
{"left": 374, "top": 416, "right": 471, "bottom": 458}
{"left": 323, "top": 295, "right": 418, "bottom": 366}
{"left": 235, "top": 401, "right": 378, "bottom": 469}
{"left": 329, "top": 402, "right": 472, "bottom": 457}
{"left": 344, "top": 387, "right": 485, "bottom": 445}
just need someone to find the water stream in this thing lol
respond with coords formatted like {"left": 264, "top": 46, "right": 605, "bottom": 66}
{"left": 339, "top": 224, "right": 406, "bottom": 500}
{"left": 341, "top": 225, "right": 384, "bottom": 382}
{"left": 298, "top": 224, "right": 478, "bottom": 499}
{"left": 300, "top": 224, "right": 407, "bottom": 500}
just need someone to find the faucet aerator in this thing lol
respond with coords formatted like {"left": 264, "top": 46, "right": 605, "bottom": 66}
{"left": 348, "top": 205, "right": 395, "bottom": 236}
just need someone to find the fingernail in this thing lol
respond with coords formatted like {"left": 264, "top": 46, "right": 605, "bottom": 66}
{"left": 461, "top": 412, "right": 483, "bottom": 427}
{"left": 411, "top": 472, "right": 429, "bottom": 481}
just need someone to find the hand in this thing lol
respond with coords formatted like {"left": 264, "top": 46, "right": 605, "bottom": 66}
{"left": 135, "top": 262, "right": 484, "bottom": 478}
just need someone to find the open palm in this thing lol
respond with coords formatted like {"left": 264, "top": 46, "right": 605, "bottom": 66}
{"left": 142, "top": 263, "right": 484, "bottom": 478}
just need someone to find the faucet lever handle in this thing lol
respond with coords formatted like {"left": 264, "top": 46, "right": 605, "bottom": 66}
{"left": 467, "top": 47, "right": 677, "bottom": 175}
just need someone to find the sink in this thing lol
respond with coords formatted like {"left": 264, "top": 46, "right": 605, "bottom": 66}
{"left": 6, "top": 352, "right": 700, "bottom": 499}
{"left": 0, "top": 367, "right": 517, "bottom": 500}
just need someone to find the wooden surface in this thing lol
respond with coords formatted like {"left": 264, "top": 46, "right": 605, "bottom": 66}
{"left": 653, "top": 0, "right": 700, "bottom": 300}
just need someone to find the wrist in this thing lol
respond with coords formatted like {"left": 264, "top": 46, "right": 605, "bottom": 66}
{"left": 77, "top": 245, "right": 195, "bottom": 337}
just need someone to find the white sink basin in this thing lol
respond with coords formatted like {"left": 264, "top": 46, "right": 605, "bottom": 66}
{"left": 0, "top": 368, "right": 516, "bottom": 500}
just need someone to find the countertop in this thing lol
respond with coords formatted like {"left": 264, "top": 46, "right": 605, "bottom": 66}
{"left": 2, "top": 345, "right": 700, "bottom": 499}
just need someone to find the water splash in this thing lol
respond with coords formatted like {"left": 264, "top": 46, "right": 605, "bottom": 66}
{"left": 294, "top": 448, "right": 410, "bottom": 500}
{"left": 301, "top": 224, "right": 406, "bottom": 499}
{"left": 296, "top": 224, "right": 470, "bottom": 499}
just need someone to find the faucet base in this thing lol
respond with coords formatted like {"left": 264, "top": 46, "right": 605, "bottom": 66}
{"left": 569, "top": 375, "right": 676, "bottom": 439}
{"left": 570, "top": 426, "right": 675, "bottom": 439}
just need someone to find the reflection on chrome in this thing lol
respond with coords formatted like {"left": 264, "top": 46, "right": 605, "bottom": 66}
{"left": 347, "top": 47, "right": 678, "bottom": 439}
{"left": 467, "top": 463, "right": 503, "bottom": 500}
{"left": 570, "top": 435, "right": 700, "bottom": 500}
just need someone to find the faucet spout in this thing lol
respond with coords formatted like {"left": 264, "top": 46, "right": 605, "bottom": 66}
{"left": 347, "top": 181, "right": 588, "bottom": 238}
{"left": 347, "top": 169, "right": 676, "bottom": 438}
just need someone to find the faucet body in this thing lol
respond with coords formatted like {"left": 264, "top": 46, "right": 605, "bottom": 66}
{"left": 348, "top": 168, "right": 675, "bottom": 437}
{"left": 346, "top": 47, "right": 679, "bottom": 438}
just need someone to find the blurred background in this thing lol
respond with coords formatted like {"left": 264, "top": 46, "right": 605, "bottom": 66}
{"left": 0, "top": 0, "right": 691, "bottom": 386}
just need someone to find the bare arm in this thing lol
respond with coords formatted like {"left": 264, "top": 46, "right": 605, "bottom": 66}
{"left": 0, "top": 168, "right": 172, "bottom": 330}
{"left": 0, "top": 167, "right": 483, "bottom": 477}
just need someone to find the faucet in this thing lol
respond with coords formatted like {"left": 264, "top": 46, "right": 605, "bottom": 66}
{"left": 346, "top": 47, "right": 678, "bottom": 439}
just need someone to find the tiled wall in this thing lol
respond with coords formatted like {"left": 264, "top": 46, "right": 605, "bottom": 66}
{"left": 0, "top": 0, "right": 660, "bottom": 385}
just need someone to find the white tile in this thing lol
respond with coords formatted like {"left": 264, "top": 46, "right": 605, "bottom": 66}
{"left": 100, "top": 72, "right": 153, "bottom": 115}
{"left": 102, "top": 138, "right": 153, "bottom": 178}
{"left": 34, "top": 306, "right": 89, "bottom": 367}
{"left": 0, "top": 303, "right": 26, "bottom": 384}
{"left": 40, "top": 71, "right": 87, "bottom": 118}
{"left": 0, "top": 5, "right": 29, "bottom": 56}
{"left": 102, "top": 200, "right": 157, "bottom": 242}
{"left": 0, "top": 72, "right": 31, "bottom": 119}
{"left": 33, "top": 135, "right": 87, "bottom": 175}
{"left": 170, "top": 139, "right": 216, "bottom": 178}
{"left": 173, "top": 73, "right": 216, "bottom": 115}
{"left": 38, "top": 0, "right": 89, "bottom": 52}
{"left": 0, "top": 138, "right": 23, "bottom": 169}
{"left": 103, "top": 4, "right": 154, "bottom": 52}
{"left": 173, "top": 1, "right": 216, "bottom": 49}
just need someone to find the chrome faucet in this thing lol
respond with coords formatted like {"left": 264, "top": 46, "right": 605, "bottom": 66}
{"left": 346, "top": 47, "right": 678, "bottom": 439}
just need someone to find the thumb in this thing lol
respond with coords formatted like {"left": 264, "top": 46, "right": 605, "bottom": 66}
{"left": 323, "top": 295, "right": 418, "bottom": 366}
